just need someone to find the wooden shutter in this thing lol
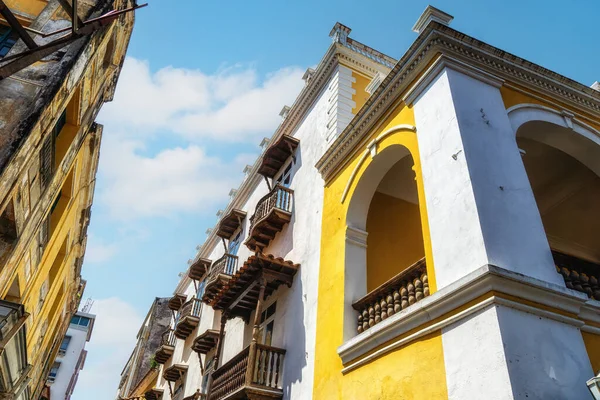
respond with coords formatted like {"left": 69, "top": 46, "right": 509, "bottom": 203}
{"left": 39, "top": 134, "right": 54, "bottom": 190}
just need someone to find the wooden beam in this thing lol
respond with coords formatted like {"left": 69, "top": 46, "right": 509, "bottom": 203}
{"left": 57, "top": 0, "right": 84, "bottom": 28}
{"left": 0, "top": 312, "right": 28, "bottom": 352}
{"left": 0, "top": 0, "right": 37, "bottom": 49}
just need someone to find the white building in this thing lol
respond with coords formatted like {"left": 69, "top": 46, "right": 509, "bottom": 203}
{"left": 48, "top": 312, "right": 95, "bottom": 400}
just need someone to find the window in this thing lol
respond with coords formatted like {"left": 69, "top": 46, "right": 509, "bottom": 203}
{"left": 228, "top": 230, "right": 242, "bottom": 255}
{"left": 201, "top": 357, "right": 214, "bottom": 394}
{"left": 173, "top": 374, "right": 186, "bottom": 398}
{"left": 196, "top": 280, "right": 206, "bottom": 299}
{"left": 48, "top": 362, "right": 61, "bottom": 383}
{"left": 258, "top": 302, "right": 276, "bottom": 346}
{"left": 0, "top": 26, "right": 17, "bottom": 58}
{"left": 38, "top": 279, "right": 49, "bottom": 312}
{"left": 71, "top": 315, "right": 90, "bottom": 327}
{"left": 274, "top": 161, "right": 293, "bottom": 188}
{"left": 59, "top": 336, "right": 71, "bottom": 356}
{"left": 53, "top": 110, "right": 67, "bottom": 138}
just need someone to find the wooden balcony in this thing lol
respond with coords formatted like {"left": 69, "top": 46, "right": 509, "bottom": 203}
{"left": 209, "top": 343, "right": 286, "bottom": 400}
{"left": 144, "top": 389, "right": 164, "bottom": 400}
{"left": 203, "top": 254, "right": 239, "bottom": 306}
{"left": 174, "top": 298, "right": 202, "bottom": 340}
{"left": 257, "top": 134, "right": 299, "bottom": 179}
{"left": 154, "top": 329, "right": 176, "bottom": 364}
{"left": 212, "top": 253, "right": 299, "bottom": 321}
{"left": 192, "top": 329, "right": 220, "bottom": 355}
{"left": 168, "top": 294, "right": 187, "bottom": 311}
{"left": 245, "top": 185, "right": 293, "bottom": 252}
{"left": 352, "top": 258, "right": 429, "bottom": 334}
{"left": 216, "top": 209, "right": 246, "bottom": 240}
{"left": 163, "top": 364, "right": 188, "bottom": 382}
{"left": 189, "top": 258, "right": 212, "bottom": 281}
{"left": 183, "top": 390, "right": 207, "bottom": 400}
{"left": 553, "top": 250, "right": 600, "bottom": 300}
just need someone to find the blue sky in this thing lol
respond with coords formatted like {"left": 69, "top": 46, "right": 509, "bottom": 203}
{"left": 73, "top": 0, "right": 600, "bottom": 398}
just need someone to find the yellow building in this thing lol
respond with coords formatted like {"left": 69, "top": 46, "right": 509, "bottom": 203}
{"left": 314, "top": 6, "right": 600, "bottom": 400}
{"left": 0, "top": 0, "right": 136, "bottom": 398}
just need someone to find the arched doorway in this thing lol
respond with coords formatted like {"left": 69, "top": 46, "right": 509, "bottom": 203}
{"left": 513, "top": 109, "right": 600, "bottom": 296}
{"left": 344, "top": 143, "right": 427, "bottom": 339}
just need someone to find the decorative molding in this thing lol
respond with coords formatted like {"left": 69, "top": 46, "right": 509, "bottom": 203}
{"left": 345, "top": 226, "right": 368, "bottom": 249}
{"left": 337, "top": 264, "right": 597, "bottom": 370}
{"left": 412, "top": 5, "right": 454, "bottom": 34}
{"left": 402, "top": 55, "right": 504, "bottom": 106}
{"left": 317, "top": 23, "right": 600, "bottom": 182}
{"left": 340, "top": 125, "right": 417, "bottom": 203}
{"left": 365, "top": 72, "right": 384, "bottom": 95}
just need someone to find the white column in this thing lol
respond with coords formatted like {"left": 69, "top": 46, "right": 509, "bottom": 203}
{"left": 411, "top": 63, "right": 563, "bottom": 289}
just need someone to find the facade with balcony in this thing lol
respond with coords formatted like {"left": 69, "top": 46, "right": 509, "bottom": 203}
{"left": 121, "top": 6, "right": 600, "bottom": 400}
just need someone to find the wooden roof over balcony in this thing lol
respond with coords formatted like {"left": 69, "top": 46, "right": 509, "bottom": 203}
{"left": 212, "top": 253, "right": 299, "bottom": 321}
{"left": 216, "top": 209, "right": 246, "bottom": 239}
{"left": 163, "top": 364, "right": 188, "bottom": 382}
{"left": 191, "top": 329, "right": 220, "bottom": 355}
{"left": 144, "top": 389, "right": 163, "bottom": 400}
{"left": 188, "top": 258, "right": 211, "bottom": 281}
{"left": 258, "top": 135, "right": 299, "bottom": 179}
{"left": 167, "top": 294, "right": 186, "bottom": 311}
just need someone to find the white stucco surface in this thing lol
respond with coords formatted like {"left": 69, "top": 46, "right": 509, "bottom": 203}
{"left": 414, "top": 67, "right": 564, "bottom": 290}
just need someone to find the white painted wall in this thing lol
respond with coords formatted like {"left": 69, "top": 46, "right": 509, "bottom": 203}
{"left": 442, "top": 303, "right": 594, "bottom": 399}
{"left": 413, "top": 67, "right": 564, "bottom": 290}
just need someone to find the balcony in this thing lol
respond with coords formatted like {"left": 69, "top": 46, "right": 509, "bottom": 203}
{"left": 216, "top": 209, "right": 246, "bottom": 240}
{"left": 174, "top": 298, "right": 202, "bottom": 340}
{"left": 203, "top": 254, "right": 239, "bottom": 306}
{"left": 553, "top": 250, "right": 600, "bottom": 300}
{"left": 154, "top": 329, "right": 176, "bottom": 364}
{"left": 211, "top": 253, "right": 299, "bottom": 321}
{"left": 168, "top": 294, "right": 187, "bottom": 312}
{"left": 192, "top": 329, "right": 220, "bottom": 355}
{"left": 209, "top": 343, "right": 286, "bottom": 400}
{"left": 0, "top": 300, "right": 31, "bottom": 397}
{"left": 189, "top": 258, "right": 212, "bottom": 281}
{"left": 163, "top": 364, "right": 188, "bottom": 382}
{"left": 183, "top": 390, "right": 207, "bottom": 400}
{"left": 145, "top": 389, "right": 164, "bottom": 400}
{"left": 257, "top": 134, "right": 299, "bottom": 179}
{"left": 352, "top": 258, "right": 429, "bottom": 334}
{"left": 245, "top": 185, "right": 294, "bottom": 252}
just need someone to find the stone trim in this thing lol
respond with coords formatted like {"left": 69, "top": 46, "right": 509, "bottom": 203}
{"left": 317, "top": 23, "right": 600, "bottom": 182}
{"left": 337, "top": 264, "right": 599, "bottom": 370}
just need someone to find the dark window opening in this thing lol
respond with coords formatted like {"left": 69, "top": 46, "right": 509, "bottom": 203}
{"left": 0, "top": 26, "right": 18, "bottom": 58}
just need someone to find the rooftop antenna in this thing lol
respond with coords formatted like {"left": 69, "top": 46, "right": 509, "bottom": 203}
{"left": 81, "top": 298, "right": 94, "bottom": 314}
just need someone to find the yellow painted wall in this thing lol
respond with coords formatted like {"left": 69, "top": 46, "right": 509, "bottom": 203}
{"left": 313, "top": 101, "right": 446, "bottom": 399}
{"left": 583, "top": 332, "right": 600, "bottom": 374}
{"left": 352, "top": 72, "right": 371, "bottom": 114}
{"left": 4, "top": 0, "right": 47, "bottom": 21}
{"left": 366, "top": 192, "right": 425, "bottom": 291}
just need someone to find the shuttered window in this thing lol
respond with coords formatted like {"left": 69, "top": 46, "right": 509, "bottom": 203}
{"left": 39, "top": 134, "right": 54, "bottom": 191}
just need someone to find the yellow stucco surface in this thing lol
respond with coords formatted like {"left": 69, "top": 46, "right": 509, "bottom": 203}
{"left": 4, "top": 0, "right": 47, "bottom": 21}
{"left": 583, "top": 332, "right": 600, "bottom": 375}
{"left": 352, "top": 72, "right": 371, "bottom": 114}
{"left": 366, "top": 192, "right": 425, "bottom": 291}
{"left": 313, "top": 102, "right": 446, "bottom": 399}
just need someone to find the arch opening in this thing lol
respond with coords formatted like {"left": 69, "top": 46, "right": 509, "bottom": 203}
{"left": 344, "top": 144, "right": 427, "bottom": 340}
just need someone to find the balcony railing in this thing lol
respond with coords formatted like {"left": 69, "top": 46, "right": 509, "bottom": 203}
{"left": 155, "top": 329, "right": 176, "bottom": 364}
{"left": 245, "top": 185, "right": 293, "bottom": 251}
{"left": 209, "top": 343, "right": 286, "bottom": 400}
{"left": 352, "top": 258, "right": 429, "bottom": 334}
{"left": 203, "top": 254, "right": 239, "bottom": 305}
{"left": 174, "top": 298, "right": 202, "bottom": 340}
{"left": 553, "top": 250, "right": 600, "bottom": 300}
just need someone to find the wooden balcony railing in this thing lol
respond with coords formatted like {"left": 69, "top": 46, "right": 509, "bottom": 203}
{"left": 155, "top": 329, "right": 176, "bottom": 364}
{"left": 553, "top": 250, "right": 600, "bottom": 300}
{"left": 209, "top": 343, "right": 285, "bottom": 400}
{"left": 203, "top": 254, "right": 239, "bottom": 305}
{"left": 246, "top": 185, "right": 293, "bottom": 251}
{"left": 174, "top": 298, "right": 202, "bottom": 340}
{"left": 352, "top": 258, "right": 429, "bottom": 334}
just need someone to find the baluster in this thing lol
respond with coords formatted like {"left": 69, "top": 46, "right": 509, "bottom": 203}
{"left": 590, "top": 275, "right": 600, "bottom": 300}
{"left": 368, "top": 305, "right": 375, "bottom": 328}
{"left": 374, "top": 301, "right": 381, "bottom": 324}
{"left": 386, "top": 293, "right": 394, "bottom": 317}
{"left": 393, "top": 289, "right": 401, "bottom": 313}
{"left": 414, "top": 275, "right": 424, "bottom": 301}
{"left": 560, "top": 267, "right": 573, "bottom": 289}
{"left": 407, "top": 280, "right": 416, "bottom": 305}
{"left": 275, "top": 352, "right": 284, "bottom": 389}
{"left": 269, "top": 350, "right": 276, "bottom": 387}
{"left": 580, "top": 273, "right": 593, "bottom": 298}
{"left": 422, "top": 273, "right": 430, "bottom": 297}
{"left": 571, "top": 270, "right": 583, "bottom": 292}
{"left": 400, "top": 286, "right": 409, "bottom": 309}
{"left": 357, "top": 312, "right": 363, "bottom": 334}
{"left": 380, "top": 297, "right": 387, "bottom": 320}
{"left": 362, "top": 309, "right": 369, "bottom": 332}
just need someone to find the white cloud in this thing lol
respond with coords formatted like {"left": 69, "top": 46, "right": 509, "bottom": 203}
{"left": 97, "top": 137, "right": 248, "bottom": 219}
{"left": 99, "top": 57, "right": 305, "bottom": 142}
{"left": 84, "top": 234, "right": 118, "bottom": 264}
{"left": 72, "top": 298, "right": 143, "bottom": 400}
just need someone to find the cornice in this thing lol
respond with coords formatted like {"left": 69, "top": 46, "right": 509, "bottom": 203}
{"left": 317, "top": 22, "right": 600, "bottom": 182}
